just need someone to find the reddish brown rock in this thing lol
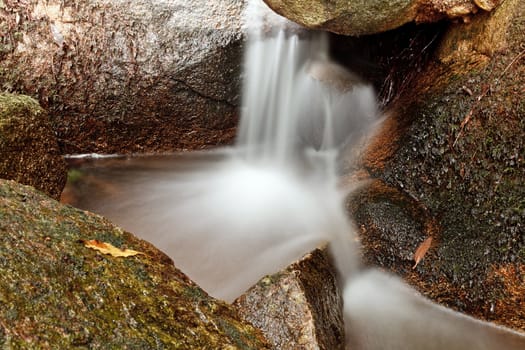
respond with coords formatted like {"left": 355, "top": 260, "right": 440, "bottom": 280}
{"left": 350, "top": 0, "right": 525, "bottom": 331}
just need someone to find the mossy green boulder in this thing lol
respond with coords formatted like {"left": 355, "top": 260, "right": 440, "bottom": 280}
{"left": 0, "top": 179, "right": 270, "bottom": 349}
{"left": 0, "top": 93, "right": 67, "bottom": 200}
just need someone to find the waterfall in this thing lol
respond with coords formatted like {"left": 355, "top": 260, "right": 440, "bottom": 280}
{"left": 128, "top": 0, "right": 381, "bottom": 302}
{"left": 67, "top": 1, "right": 525, "bottom": 348}
{"left": 235, "top": 2, "right": 525, "bottom": 349}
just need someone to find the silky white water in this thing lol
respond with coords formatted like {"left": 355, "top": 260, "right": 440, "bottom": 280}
{"left": 113, "top": 1, "right": 380, "bottom": 301}
{"left": 67, "top": 1, "right": 525, "bottom": 348}
{"left": 174, "top": 1, "right": 523, "bottom": 347}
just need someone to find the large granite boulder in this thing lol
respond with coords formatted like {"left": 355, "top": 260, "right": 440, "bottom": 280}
{"left": 0, "top": 93, "right": 67, "bottom": 200}
{"left": 263, "top": 0, "right": 503, "bottom": 35}
{"left": 0, "top": 0, "right": 244, "bottom": 154}
{"left": 0, "top": 179, "right": 270, "bottom": 348}
{"left": 351, "top": 0, "right": 525, "bottom": 331}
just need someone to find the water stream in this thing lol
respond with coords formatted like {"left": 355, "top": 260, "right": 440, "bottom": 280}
{"left": 64, "top": 1, "right": 525, "bottom": 349}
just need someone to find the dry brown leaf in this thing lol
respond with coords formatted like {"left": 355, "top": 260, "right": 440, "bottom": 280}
{"left": 413, "top": 236, "right": 432, "bottom": 269}
{"left": 83, "top": 240, "right": 144, "bottom": 258}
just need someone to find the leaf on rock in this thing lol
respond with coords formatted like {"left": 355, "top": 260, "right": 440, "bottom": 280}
{"left": 83, "top": 240, "right": 145, "bottom": 258}
{"left": 413, "top": 236, "right": 432, "bottom": 269}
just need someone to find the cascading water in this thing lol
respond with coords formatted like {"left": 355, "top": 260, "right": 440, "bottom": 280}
{"left": 159, "top": 2, "right": 525, "bottom": 348}
{"left": 66, "top": 1, "right": 525, "bottom": 348}
{"left": 118, "top": 1, "right": 380, "bottom": 302}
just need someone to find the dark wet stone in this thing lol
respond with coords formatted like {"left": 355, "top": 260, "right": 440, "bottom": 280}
{"left": 348, "top": 180, "right": 436, "bottom": 273}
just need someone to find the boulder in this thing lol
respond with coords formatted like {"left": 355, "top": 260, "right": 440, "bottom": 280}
{"left": 234, "top": 248, "right": 345, "bottom": 350}
{"left": 0, "top": 0, "right": 244, "bottom": 154}
{"left": 263, "top": 0, "right": 503, "bottom": 35}
{"left": 0, "top": 93, "right": 67, "bottom": 200}
{"left": 352, "top": 0, "right": 525, "bottom": 331}
{"left": 0, "top": 178, "right": 271, "bottom": 348}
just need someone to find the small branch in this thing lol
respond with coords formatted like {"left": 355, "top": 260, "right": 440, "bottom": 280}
{"left": 498, "top": 48, "right": 525, "bottom": 80}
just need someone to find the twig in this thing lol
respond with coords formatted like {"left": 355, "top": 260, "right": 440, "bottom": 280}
{"left": 452, "top": 85, "right": 489, "bottom": 147}
{"left": 498, "top": 48, "right": 525, "bottom": 80}
{"left": 453, "top": 48, "right": 525, "bottom": 148}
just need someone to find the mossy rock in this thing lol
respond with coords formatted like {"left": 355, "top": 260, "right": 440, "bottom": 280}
{"left": 357, "top": 0, "right": 525, "bottom": 331}
{"left": 0, "top": 93, "right": 67, "bottom": 200}
{"left": 0, "top": 179, "right": 270, "bottom": 349}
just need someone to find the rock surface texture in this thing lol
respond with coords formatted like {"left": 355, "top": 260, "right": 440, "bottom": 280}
{"left": 234, "top": 248, "right": 345, "bottom": 350}
{"left": 0, "top": 93, "right": 67, "bottom": 200}
{"left": 263, "top": 0, "right": 503, "bottom": 35}
{"left": 0, "top": 179, "right": 270, "bottom": 349}
{"left": 352, "top": 0, "right": 525, "bottom": 331}
{"left": 0, "top": 0, "right": 244, "bottom": 154}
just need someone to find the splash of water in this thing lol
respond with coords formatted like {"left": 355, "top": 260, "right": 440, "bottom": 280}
{"left": 233, "top": 1, "right": 525, "bottom": 350}
{"left": 68, "top": 1, "right": 377, "bottom": 302}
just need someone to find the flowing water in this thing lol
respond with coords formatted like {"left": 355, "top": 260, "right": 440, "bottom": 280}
{"left": 65, "top": 1, "right": 525, "bottom": 348}
{"left": 68, "top": 1, "right": 378, "bottom": 301}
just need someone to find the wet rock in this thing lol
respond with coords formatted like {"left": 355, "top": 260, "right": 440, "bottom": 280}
{"left": 0, "top": 0, "right": 243, "bottom": 154}
{"left": 262, "top": 0, "right": 503, "bottom": 35}
{"left": 0, "top": 93, "right": 67, "bottom": 200}
{"left": 348, "top": 179, "right": 437, "bottom": 272}
{"left": 234, "top": 248, "right": 345, "bottom": 350}
{"left": 0, "top": 179, "right": 271, "bottom": 349}
{"left": 354, "top": 0, "right": 525, "bottom": 331}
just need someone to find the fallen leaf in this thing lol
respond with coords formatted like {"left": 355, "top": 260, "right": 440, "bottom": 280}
{"left": 83, "top": 240, "right": 144, "bottom": 258}
{"left": 413, "top": 236, "right": 432, "bottom": 269}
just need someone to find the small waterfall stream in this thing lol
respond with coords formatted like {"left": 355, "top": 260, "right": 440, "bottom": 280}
{"left": 63, "top": 1, "right": 525, "bottom": 349}
{"left": 236, "top": 4, "right": 525, "bottom": 349}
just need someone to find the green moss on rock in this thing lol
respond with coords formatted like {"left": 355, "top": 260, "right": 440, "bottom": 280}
{"left": 263, "top": 0, "right": 495, "bottom": 36}
{"left": 0, "top": 93, "right": 67, "bottom": 200}
{"left": 0, "top": 179, "right": 270, "bottom": 349}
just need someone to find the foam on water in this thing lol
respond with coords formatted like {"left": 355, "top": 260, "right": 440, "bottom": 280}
{"left": 151, "top": 157, "right": 348, "bottom": 300}
{"left": 166, "top": 2, "right": 524, "bottom": 347}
